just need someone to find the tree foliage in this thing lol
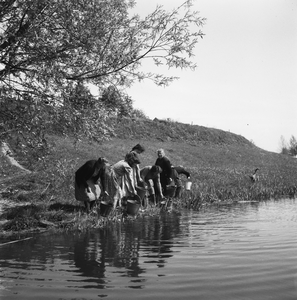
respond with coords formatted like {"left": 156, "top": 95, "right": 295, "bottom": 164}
{"left": 289, "top": 136, "right": 297, "bottom": 156}
{"left": 0, "top": 0, "right": 205, "bottom": 159}
{"left": 279, "top": 135, "right": 297, "bottom": 157}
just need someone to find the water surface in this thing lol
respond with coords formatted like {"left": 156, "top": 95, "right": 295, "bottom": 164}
{"left": 1, "top": 199, "right": 297, "bottom": 299}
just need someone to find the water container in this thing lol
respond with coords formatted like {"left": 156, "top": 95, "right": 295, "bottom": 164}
{"left": 126, "top": 200, "right": 140, "bottom": 216}
{"left": 99, "top": 201, "right": 113, "bottom": 217}
{"left": 185, "top": 181, "right": 192, "bottom": 191}
{"left": 136, "top": 186, "right": 147, "bottom": 200}
{"left": 166, "top": 199, "right": 173, "bottom": 210}
{"left": 148, "top": 194, "right": 156, "bottom": 205}
{"left": 148, "top": 186, "right": 155, "bottom": 195}
{"left": 159, "top": 200, "right": 167, "bottom": 210}
{"left": 166, "top": 185, "right": 176, "bottom": 198}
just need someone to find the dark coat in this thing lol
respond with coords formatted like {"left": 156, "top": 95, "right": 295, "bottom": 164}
{"left": 155, "top": 156, "right": 173, "bottom": 189}
{"left": 173, "top": 166, "right": 190, "bottom": 178}
{"left": 75, "top": 159, "right": 102, "bottom": 189}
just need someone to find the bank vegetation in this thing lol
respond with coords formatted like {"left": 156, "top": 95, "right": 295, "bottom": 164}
{"left": 1, "top": 117, "right": 297, "bottom": 239}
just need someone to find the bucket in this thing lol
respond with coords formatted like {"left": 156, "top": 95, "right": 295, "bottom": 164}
{"left": 166, "top": 185, "right": 176, "bottom": 198}
{"left": 160, "top": 199, "right": 173, "bottom": 210}
{"left": 148, "top": 186, "right": 155, "bottom": 195}
{"left": 86, "top": 180, "right": 101, "bottom": 201}
{"left": 159, "top": 200, "right": 167, "bottom": 210}
{"left": 100, "top": 201, "right": 113, "bottom": 217}
{"left": 148, "top": 194, "right": 156, "bottom": 205}
{"left": 136, "top": 186, "right": 147, "bottom": 200}
{"left": 166, "top": 199, "right": 173, "bottom": 209}
{"left": 185, "top": 181, "right": 192, "bottom": 191}
{"left": 126, "top": 200, "right": 140, "bottom": 216}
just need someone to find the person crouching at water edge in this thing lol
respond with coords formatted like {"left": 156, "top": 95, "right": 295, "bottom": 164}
{"left": 140, "top": 165, "right": 164, "bottom": 206}
{"left": 97, "top": 152, "right": 142, "bottom": 210}
{"left": 171, "top": 165, "right": 191, "bottom": 198}
{"left": 155, "top": 148, "right": 173, "bottom": 197}
{"left": 111, "top": 152, "right": 140, "bottom": 208}
{"left": 75, "top": 157, "right": 108, "bottom": 213}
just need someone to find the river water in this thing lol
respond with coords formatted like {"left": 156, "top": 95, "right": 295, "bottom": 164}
{"left": 1, "top": 199, "right": 297, "bottom": 300}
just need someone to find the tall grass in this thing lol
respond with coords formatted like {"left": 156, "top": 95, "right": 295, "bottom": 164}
{"left": 1, "top": 125, "right": 297, "bottom": 234}
{"left": 175, "top": 164, "right": 297, "bottom": 211}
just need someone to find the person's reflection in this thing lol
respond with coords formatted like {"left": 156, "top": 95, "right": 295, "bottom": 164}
{"left": 73, "top": 230, "right": 108, "bottom": 288}
{"left": 73, "top": 212, "right": 185, "bottom": 285}
{"left": 141, "top": 213, "right": 181, "bottom": 268}
{"left": 73, "top": 221, "right": 145, "bottom": 285}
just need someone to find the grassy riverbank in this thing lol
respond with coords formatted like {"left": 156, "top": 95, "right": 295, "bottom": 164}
{"left": 1, "top": 118, "right": 297, "bottom": 238}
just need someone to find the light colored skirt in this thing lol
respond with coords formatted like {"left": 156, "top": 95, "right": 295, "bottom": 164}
{"left": 101, "top": 166, "right": 122, "bottom": 207}
{"left": 75, "top": 179, "right": 101, "bottom": 203}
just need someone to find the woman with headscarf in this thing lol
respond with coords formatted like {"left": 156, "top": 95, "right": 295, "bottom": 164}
{"left": 111, "top": 151, "right": 140, "bottom": 206}
{"left": 99, "top": 152, "right": 140, "bottom": 209}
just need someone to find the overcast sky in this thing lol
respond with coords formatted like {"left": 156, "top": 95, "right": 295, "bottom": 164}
{"left": 128, "top": 0, "right": 297, "bottom": 153}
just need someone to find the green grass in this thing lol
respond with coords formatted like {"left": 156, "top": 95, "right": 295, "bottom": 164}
{"left": 1, "top": 118, "right": 297, "bottom": 236}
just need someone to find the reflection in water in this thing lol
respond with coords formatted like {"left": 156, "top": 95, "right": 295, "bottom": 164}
{"left": 0, "top": 211, "right": 185, "bottom": 299}
{"left": 73, "top": 211, "right": 182, "bottom": 289}
{"left": 0, "top": 199, "right": 297, "bottom": 300}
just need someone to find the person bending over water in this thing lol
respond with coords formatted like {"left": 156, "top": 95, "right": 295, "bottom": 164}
{"left": 75, "top": 157, "right": 108, "bottom": 213}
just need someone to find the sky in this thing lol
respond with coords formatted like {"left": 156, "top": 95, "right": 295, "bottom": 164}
{"left": 127, "top": 0, "right": 297, "bottom": 153}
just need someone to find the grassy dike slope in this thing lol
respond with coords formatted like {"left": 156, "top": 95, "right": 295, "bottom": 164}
{"left": 1, "top": 117, "right": 297, "bottom": 237}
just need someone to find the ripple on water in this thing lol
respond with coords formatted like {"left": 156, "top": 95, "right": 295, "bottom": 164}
{"left": 0, "top": 199, "right": 297, "bottom": 300}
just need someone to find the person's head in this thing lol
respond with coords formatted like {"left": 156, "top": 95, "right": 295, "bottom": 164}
{"left": 97, "top": 157, "right": 108, "bottom": 167}
{"left": 93, "top": 157, "right": 108, "bottom": 175}
{"left": 151, "top": 165, "right": 162, "bottom": 175}
{"left": 131, "top": 144, "right": 145, "bottom": 154}
{"left": 157, "top": 148, "right": 165, "bottom": 158}
{"left": 125, "top": 152, "right": 140, "bottom": 167}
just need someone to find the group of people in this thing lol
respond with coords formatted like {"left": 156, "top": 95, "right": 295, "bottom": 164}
{"left": 74, "top": 144, "right": 191, "bottom": 212}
